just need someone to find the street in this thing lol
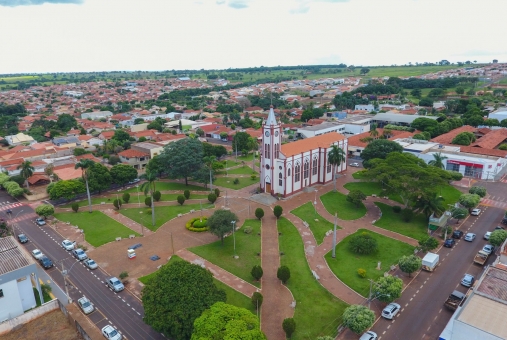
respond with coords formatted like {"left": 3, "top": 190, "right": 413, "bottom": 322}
{"left": 2, "top": 192, "right": 164, "bottom": 340}
{"left": 370, "top": 204, "right": 505, "bottom": 340}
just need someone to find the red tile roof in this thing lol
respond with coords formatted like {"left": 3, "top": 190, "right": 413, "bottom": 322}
{"left": 471, "top": 128, "right": 507, "bottom": 149}
{"left": 281, "top": 132, "right": 345, "bottom": 157}
{"left": 118, "top": 149, "right": 149, "bottom": 158}
{"left": 430, "top": 125, "right": 477, "bottom": 145}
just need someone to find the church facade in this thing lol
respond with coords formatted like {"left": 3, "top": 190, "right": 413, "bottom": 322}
{"left": 260, "top": 107, "right": 348, "bottom": 197}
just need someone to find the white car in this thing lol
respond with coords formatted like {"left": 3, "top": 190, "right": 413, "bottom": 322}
{"left": 360, "top": 331, "right": 378, "bottom": 340}
{"left": 84, "top": 259, "right": 98, "bottom": 270}
{"left": 484, "top": 232, "right": 492, "bottom": 240}
{"left": 107, "top": 277, "right": 124, "bottom": 292}
{"left": 101, "top": 325, "right": 122, "bottom": 340}
{"left": 482, "top": 244, "right": 495, "bottom": 255}
{"left": 471, "top": 208, "right": 481, "bottom": 216}
{"left": 350, "top": 162, "right": 360, "bottom": 167}
{"left": 61, "top": 239, "right": 75, "bottom": 251}
{"left": 464, "top": 233, "right": 476, "bottom": 242}
{"left": 381, "top": 302, "right": 401, "bottom": 320}
{"left": 77, "top": 296, "right": 94, "bottom": 314}
{"left": 31, "top": 249, "right": 44, "bottom": 260}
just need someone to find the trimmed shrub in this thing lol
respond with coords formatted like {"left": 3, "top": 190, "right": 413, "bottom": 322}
{"left": 122, "top": 193, "right": 130, "bottom": 203}
{"left": 233, "top": 178, "right": 240, "bottom": 185}
{"left": 251, "top": 174, "right": 257, "bottom": 180}
{"left": 214, "top": 188, "right": 220, "bottom": 197}
{"left": 255, "top": 208, "right": 264, "bottom": 220}
{"left": 184, "top": 190, "right": 190, "bottom": 199}
{"left": 113, "top": 199, "right": 122, "bottom": 210}
{"left": 348, "top": 232, "right": 378, "bottom": 255}
{"left": 185, "top": 217, "right": 209, "bottom": 232}
{"left": 153, "top": 191, "right": 161, "bottom": 202}
{"left": 145, "top": 196, "right": 152, "bottom": 207}
{"left": 177, "top": 195, "right": 185, "bottom": 205}
{"left": 251, "top": 292, "right": 263, "bottom": 309}
{"left": 243, "top": 226, "right": 253, "bottom": 234}
{"left": 208, "top": 193, "right": 217, "bottom": 203}
{"left": 401, "top": 208, "right": 414, "bottom": 222}
{"left": 277, "top": 265, "right": 290, "bottom": 284}
{"left": 251, "top": 265, "right": 263, "bottom": 281}
{"left": 71, "top": 203, "right": 79, "bottom": 213}
{"left": 119, "top": 271, "right": 129, "bottom": 280}
{"left": 282, "top": 318, "right": 296, "bottom": 339}
{"left": 357, "top": 268, "right": 366, "bottom": 278}
{"left": 392, "top": 205, "right": 402, "bottom": 213}
{"left": 273, "top": 205, "right": 283, "bottom": 219}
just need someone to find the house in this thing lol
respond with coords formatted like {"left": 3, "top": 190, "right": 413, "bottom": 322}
{"left": 0, "top": 237, "right": 43, "bottom": 323}
{"left": 260, "top": 107, "right": 347, "bottom": 197}
{"left": 354, "top": 104, "right": 375, "bottom": 113}
{"left": 4, "top": 133, "right": 36, "bottom": 146}
{"left": 80, "top": 111, "right": 113, "bottom": 120}
{"left": 52, "top": 136, "right": 81, "bottom": 148}
{"left": 131, "top": 142, "right": 164, "bottom": 158}
{"left": 373, "top": 112, "right": 439, "bottom": 127}
{"left": 118, "top": 149, "right": 150, "bottom": 171}
{"left": 297, "top": 122, "right": 346, "bottom": 139}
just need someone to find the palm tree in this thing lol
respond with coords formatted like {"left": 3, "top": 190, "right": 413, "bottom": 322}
{"left": 428, "top": 152, "right": 448, "bottom": 169}
{"left": 140, "top": 171, "right": 157, "bottom": 227}
{"left": 203, "top": 156, "right": 216, "bottom": 191}
{"left": 327, "top": 145, "right": 346, "bottom": 192}
{"left": 414, "top": 193, "right": 445, "bottom": 218}
{"left": 75, "top": 159, "right": 95, "bottom": 213}
{"left": 369, "top": 123, "right": 379, "bottom": 138}
{"left": 18, "top": 161, "right": 34, "bottom": 191}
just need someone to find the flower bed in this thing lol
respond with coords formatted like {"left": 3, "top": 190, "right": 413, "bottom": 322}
{"left": 186, "top": 217, "right": 209, "bottom": 232}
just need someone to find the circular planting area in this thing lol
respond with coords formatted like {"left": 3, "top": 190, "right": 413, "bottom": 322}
{"left": 186, "top": 217, "right": 209, "bottom": 232}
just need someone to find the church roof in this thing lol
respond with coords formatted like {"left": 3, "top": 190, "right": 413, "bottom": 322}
{"left": 266, "top": 106, "right": 277, "bottom": 126}
{"left": 281, "top": 132, "right": 345, "bottom": 157}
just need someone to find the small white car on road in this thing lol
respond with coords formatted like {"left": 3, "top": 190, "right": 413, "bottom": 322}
{"left": 484, "top": 232, "right": 492, "bottom": 240}
{"left": 482, "top": 244, "right": 495, "bottom": 255}
{"left": 35, "top": 218, "right": 46, "bottom": 226}
{"left": 78, "top": 296, "right": 94, "bottom": 314}
{"left": 350, "top": 162, "right": 360, "bottom": 167}
{"left": 31, "top": 249, "right": 44, "bottom": 260}
{"left": 360, "top": 331, "right": 378, "bottom": 340}
{"left": 101, "top": 325, "right": 122, "bottom": 340}
{"left": 61, "top": 239, "right": 75, "bottom": 251}
{"left": 84, "top": 259, "right": 98, "bottom": 270}
{"left": 471, "top": 208, "right": 481, "bottom": 216}
{"left": 464, "top": 233, "right": 476, "bottom": 242}
{"left": 382, "top": 302, "right": 401, "bottom": 320}
{"left": 107, "top": 277, "right": 124, "bottom": 292}
{"left": 72, "top": 248, "right": 88, "bottom": 261}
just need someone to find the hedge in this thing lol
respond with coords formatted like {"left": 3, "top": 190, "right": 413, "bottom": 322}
{"left": 185, "top": 217, "right": 209, "bottom": 232}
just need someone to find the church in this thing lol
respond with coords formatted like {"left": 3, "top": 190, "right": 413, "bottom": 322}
{"left": 260, "top": 107, "right": 348, "bottom": 197}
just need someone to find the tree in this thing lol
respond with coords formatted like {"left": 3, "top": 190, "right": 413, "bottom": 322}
{"left": 428, "top": 152, "right": 448, "bottom": 169}
{"left": 207, "top": 209, "right": 239, "bottom": 245}
{"left": 73, "top": 148, "right": 87, "bottom": 156}
{"left": 17, "top": 160, "right": 34, "bottom": 190}
{"left": 490, "top": 230, "right": 507, "bottom": 247}
{"left": 414, "top": 192, "right": 445, "bottom": 218}
{"left": 451, "top": 207, "right": 468, "bottom": 223}
{"left": 208, "top": 193, "right": 217, "bottom": 203}
{"left": 110, "top": 164, "right": 138, "bottom": 186}
{"left": 327, "top": 145, "right": 346, "bottom": 191}
{"left": 455, "top": 87, "right": 465, "bottom": 95}
{"left": 274, "top": 205, "right": 283, "bottom": 219}
{"left": 113, "top": 199, "right": 122, "bottom": 210}
{"left": 282, "top": 318, "right": 296, "bottom": 339}
{"left": 86, "top": 162, "right": 112, "bottom": 194}
{"left": 56, "top": 113, "right": 77, "bottom": 131}
{"left": 255, "top": 208, "right": 264, "bottom": 220}
{"left": 35, "top": 204, "right": 54, "bottom": 218}
{"left": 418, "top": 97, "right": 434, "bottom": 107}
{"left": 75, "top": 159, "right": 95, "bottom": 213}
{"left": 342, "top": 305, "right": 375, "bottom": 334}
{"left": 71, "top": 203, "right": 79, "bottom": 212}
{"left": 346, "top": 189, "right": 366, "bottom": 207}
{"left": 203, "top": 155, "right": 216, "bottom": 191}
{"left": 277, "top": 265, "right": 290, "bottom": 284}
{"left": 112, "top": 129, "right": 130, "bottom": 142}
{"left": 184, "top": 190, "right": 190, "bottom": 199}
{"left": 469, "top": 186, "right": 487, "bottom": 198}
{"left": 361, "top": 139, "right": 403, "bottom": 165}
{"left": 177, "top": 195, "right": 185, "bottom": 205}
{"left": 251, "top": 292, "right": 263, "bottom": 309}
{"left": 458, "top": 193, "right": 481, "bottom": 211}
{"left": 418, "top": 236, "right": 439, "bottom": 252}
{"left": 410, "top": 88, "right": 422, "bottom": 98}
{"left": 452, "top": 132, "right": 476, "bottom": 146}
{"left": 4, "top": 181, "right": 24, "bottom": 197}
{"left": 372, "top": 275, "right": 403, "bottom": 303}
{"left": 251, "top": 265, "right": 263, "bottom": 281}
{"left": 108, "top": 155, "right": 121, "bottom": 165}
{"left": 48, "top": 180, "right": 85, "bottom": 200}
{"left": 44, "top": 164, "right": 55, "bottom": 182}
{"left": 191, "top": 302, "right": 265, "bottom": 340}
{"left": 140, "top": 171, "right": 158, "bottom": 226}
{"left": 160, "top": 138, "right": 203, "bottom": 186}
{"left": 360, "top": 67, "right": 370, "bottom": 75}
{"left": 142, "top": 261, "right": 226, "bottom": 340}
{"left": 348, "top": 232, "right": 378, "bottom": 254}
{"left": 122, "top": 192, "right": 130, "bottom": 203}
{"left": 398, "top": 255, "right": 422, "bottom": 277}
{"left": 232, "top": 131, "right": 250, "bottom": 153}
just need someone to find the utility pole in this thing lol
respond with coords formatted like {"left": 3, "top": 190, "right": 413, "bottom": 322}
{"left": 61, "top": 262, "right": 71, "bottom": 304}
{"left": 231, "top": 220, "right": 236, "bottom": 258}
{"left": 332, "top": 212, "right": 337, "bottom": 258}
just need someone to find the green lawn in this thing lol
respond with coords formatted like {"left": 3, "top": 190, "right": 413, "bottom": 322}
{"left": 33, "top": 287, "right": 53, "bottom": 306}
{"left": 121, "top": 181, "right": 205, "bottom": 193}
{"left": 62, "top": 193, "right": 210, "bottom": 208}
{"left": 213, "top": 175, "right": 259, "bottom": 190}
{"left": 278, "top": 218, "right": 348, "bottom": 339}
{"left": 325, "top": 229, "right": 415, "bottom": 297}
{"left": 218, "top": 166, "right": 258, "bottom": 175}
{"left": 189, "top": 219, "right": 262, "bottom": 287}
{"left": 54, "top": 211, "right": 140, "bottom": 247}
{"left": 320, "top": 191, "right": 367, "bottom": 220}
{"left": 291, "top": 202, "right": 340, "bottom": 244}
{"left": 351, "top": 170, "right": 367, "bottom": 180}
{"left": 374, "top": 202, "right": 429, "bottom": 240}
{"left": 343, "top": 182, "right": 403, "bottom": 203}
{"left": 120, "top": 203, "right": 210, "bottom": 231}
{"left": 439, "top": 185, "right": 462, "bottom": 207}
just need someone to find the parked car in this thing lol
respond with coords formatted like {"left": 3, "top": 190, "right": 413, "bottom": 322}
{"left": 461, "top": 273, "right": 475, "bottom": 287}
{"left": 350, "top": 162, "right": 360, "bottom": 167}
{"left": 35, "top": 218, "right": 46, "bottom": 226}
{"left": 128, "top": 178, "right": 140, "bottom": 184}
{"left": 464, "top": 233, "right": 476, "bottom": 242}
{"left": 84, "top": 259, "right": 98, "bottom": 270}
{"left": 444, "top": 238, "right": 456, "bottom": 248}
{"left": 502, "top": 217, "right": 507, "bottom": 225}
{"left": 31, "top": 249, "right": 44, "bottom": 260}
{"left": 77, "top": 296, "right": 94, "bottom": 314}
{"left": 484, "top": 232, "right": 492, "bottom": 240}
{"left": 101, "top": 325, "right": 122, "bottom": 340}
{"left": 72, "top": 248, "right": 88, "bottom": 261}
{"left": 471, "top": 208, "right": 481, "bottom": 216}
{"left": 452, "top": 230, "right": 464, "bottom": 239}
{"left": 482, "top": 244, "right": 495, "bottom": 255}
{"left": 17, "top": 234, "right": 28, "bottom": 243}
{"left": 382, "top": 302, "right": 401, "bottom": 320}
{"left": 39, "top": 256, "right": 54, "bottom": 269}
{"left": 359, "top": 331, "right": 378, "bottom": 340}
{"left": 61, "top": 239, "right": 75, "bottom": 251}
{"left": 495, "top": 225, "right": 505, "bottom": 230}
{"left": 107, "top": 277, "right": 124, "bottom": 292}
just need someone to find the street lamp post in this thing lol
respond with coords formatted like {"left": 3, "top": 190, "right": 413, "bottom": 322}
{"left": 367, "top": 279, "right": 390, "bottom": 308}
{"left": 231, "top": 220, "right": 236, "bottom": 258}
{"left": 332, "top": 212, "right": 337, "bottom": 258}
{"left": 60, "top": 260, "right": 80, "bottom": 304}
{"left": 313, "top": 189, "right": 318, "bottom": 219}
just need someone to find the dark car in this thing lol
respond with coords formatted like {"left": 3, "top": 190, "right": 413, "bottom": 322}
{"left": 452, "top": 230, "right": 464, "bottom": 239}
{"left": 444, "top": 238, "right": 456, "bottom": 248}
{"left": 495, "top": 225, "right": 505, "bottom": 230}
{"left": 502, "top": 217, "right": 507, "bottom": 225}
{"left": 39, "top": 256, "right": 54, "bottom": 269}
{"left": 17, "top": 234, "right": 28, "bottom": 243}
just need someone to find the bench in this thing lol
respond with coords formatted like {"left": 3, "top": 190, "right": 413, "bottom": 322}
{"left": 312, "top": 270, "right": 320, "bottom": 280}
{"left": 190, "top": 209, "right": 195, "bottom": 213}
{"left": 129, "top": 235, "right": 135, "bottom": 239}
{"left": 303, "top": 221, "right": 309, "bottom": 228}
{"left": 115, "top": 237, "right": 122, "bottom": 241}
{"left": 177, "top": 213, "right": 182, "bottom": 217}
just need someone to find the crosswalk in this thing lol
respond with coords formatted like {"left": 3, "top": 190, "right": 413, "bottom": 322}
{"left": 481, "top": 199, "right": 507, "bottom": 210}
{"left": 0, "top": 202, "right": 23, "bottom": 212}
{"left": 0, "top": 202, "right": 38, "bottom": 223}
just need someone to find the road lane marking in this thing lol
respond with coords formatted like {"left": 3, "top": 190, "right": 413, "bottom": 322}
{"left": 405, "top": 303, "right": 409, "bottom": 307}
{"left": 410, "top": 298, "right": 413, "bottom": 301}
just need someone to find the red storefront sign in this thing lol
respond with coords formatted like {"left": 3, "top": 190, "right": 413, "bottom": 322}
{"left": 447, "top": 160, "right": 483, "bottom": 168}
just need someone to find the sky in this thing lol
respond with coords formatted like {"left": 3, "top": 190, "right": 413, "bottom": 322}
{"left": 1, "top": 0, "right": 506, "bottom": 74}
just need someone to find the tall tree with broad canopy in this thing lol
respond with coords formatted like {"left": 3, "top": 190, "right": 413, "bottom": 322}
{"left": 191, "top": 302, "right": 266, "bottom": 340}
{"left": 360, "top": 139, "right": 403, "bottom": 167}
{"left": 140, "top": 171, "right": 158, "bottom": 227}
{"left": 142, "top": 260, "right": 226, "bottom": 340}
{"left": 86, "top": 162, "right": 112, "bottom": 194}
{"left": 35, "top": 204, "right": 54, "bottom": 219}
{"left": 207, "top": 209, "right": 239, "bottom": 245}
{"left": 458, "top": 193, "right": 481, "bottom": 211}
{"left": 327, "top": 145, "right": 346, "bottom": 192}
{"left": 110, "top": 164, "right": 138, "bottom": 186}
{"left": 17, "top": 160, "right": 34, "bottom": 190}
{"left": 342, "top": 305, "right": 375, "bottom": 334}
{"left": 414, "top": 192, "right": 446, "bottom": 218}
{"left": 160, "top": 138, "right": 203, "bottom": 186}
{"left": 398, "top": 255, "right": 422, "bottom": 277}
{"left": 232, "top": 131, "right": 250, "bottom": 153}
{"left": 372, "top": 274, "right": 403, "bottom": 303}
{"left": 74, "top": 159, "right": 95, "bottom": 213}
{"left": 48, "top": 180, "right": 85, "bottom": 200}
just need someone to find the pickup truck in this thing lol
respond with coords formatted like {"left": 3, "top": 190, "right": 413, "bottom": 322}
{"left": 444, "top": 290, "right": 466, "bottom": 311}
{"left": 473, "top": 250, "right": 489, "bottom": 266}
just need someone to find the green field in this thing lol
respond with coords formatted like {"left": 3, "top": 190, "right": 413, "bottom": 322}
{"left": 54, "top": 211, "right": 140, "bottom": 246}
{"left": 343, "top": 181, "right": 403, "bottom": 203}
{"left": 291, "top": 202, "right": 340, "bottom": 245}
{"left": 218, "top": 166, "right": 258, "bottom": 175}
{"left": 121, "top": 181, "right": 205, "bottom": 194}
{"left": 278, "top": 217, "right": 348, "bottom": 339}
{"left": 374, "top": 202, "right": 429, "bottom": 240}
{"left": 320, "top": 191, "right": 367, "bottom": 220}
{"left": 189, "top": 219, "right": 262, "bottom": 287}
{"left": 325, "top": 229, "right": 415, "bottom": 297}
{"left": 213, "top": 175, "right": 259, "bottom": 190}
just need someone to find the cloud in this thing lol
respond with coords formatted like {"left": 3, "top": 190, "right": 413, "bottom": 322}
{"left": 228, "top": 0, "right": 249, "bottom": 9}
{"left": 216, "top": 0, "right": 225, "bottom": 4}
{"left": 0, "top": 0, "right": 83, "bottom": 6}
{"left": 289, "top": 0, "right": 348, "bottom": 14}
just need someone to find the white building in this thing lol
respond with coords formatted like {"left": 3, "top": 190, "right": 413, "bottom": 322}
{"left": 261, "top": 107, "right": 347, "bottom": 197}
{"left": 297, "top": 123, "right": 346, "bottom": 139}
{"left": 488, "top": 108, "right": 507, "bottom": 122}
{"left": 80, "top": 111, "right": 113, "bottom": 120}
{"left": 354, "top": 104, "right": 375, "bottom": 112}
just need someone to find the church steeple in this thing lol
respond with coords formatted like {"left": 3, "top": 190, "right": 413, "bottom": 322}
{"left": 266, "top": 105, "right": 277, "bottom": 126}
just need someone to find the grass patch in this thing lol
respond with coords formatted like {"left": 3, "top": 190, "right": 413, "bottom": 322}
{"left": 189, "top": 219, "right": 262, "bottom": 287}
{"left": 374, "top": 202, "right": 428, "bottom": 240}
{"left": 121, "top": 181, "right": 205, "bottom": 193}
{"left": 439, "top": 185, "right": 462, "bottom": 207}
{"left": 54, "top": 211, "right": 140, "bottom": 246}
{"left": 213, "top": 175, "right": 259, "bottom": 190}
{"left": 291, "top": 202, "right": 340, "bottom": 244}
{"left": 344, "top": 181, "right": 403, "bottom": 203}
{"left": 325, "top": 229, "right": 415, "bottom": 297}
{"left": 351, "top": 170, "right": 367, "bottom": 180}
{"left": 120, "top": 203, "right": 210, "bottom": 231}
{"left": 33, "top": 287, "right": 52, "bottom": 306}
{"left": 320, "top": 191, "right": 367, "bottom": 220}
{"left": 218, "top": 166, "right": 258, "bottom": 175}
{"left": 278, "top": 217, "right": 348, "bottom": 339}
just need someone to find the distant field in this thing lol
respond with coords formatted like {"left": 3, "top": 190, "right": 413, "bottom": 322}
{"left": 361, "top": 65, "right": 472, "bottom": 78}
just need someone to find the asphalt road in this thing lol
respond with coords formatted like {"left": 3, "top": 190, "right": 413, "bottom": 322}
{"left": 3, "top": 192, "right": 164, "bottom": 340}
{"left": 370, "top": 203, "right": 505, "bottom": 340}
